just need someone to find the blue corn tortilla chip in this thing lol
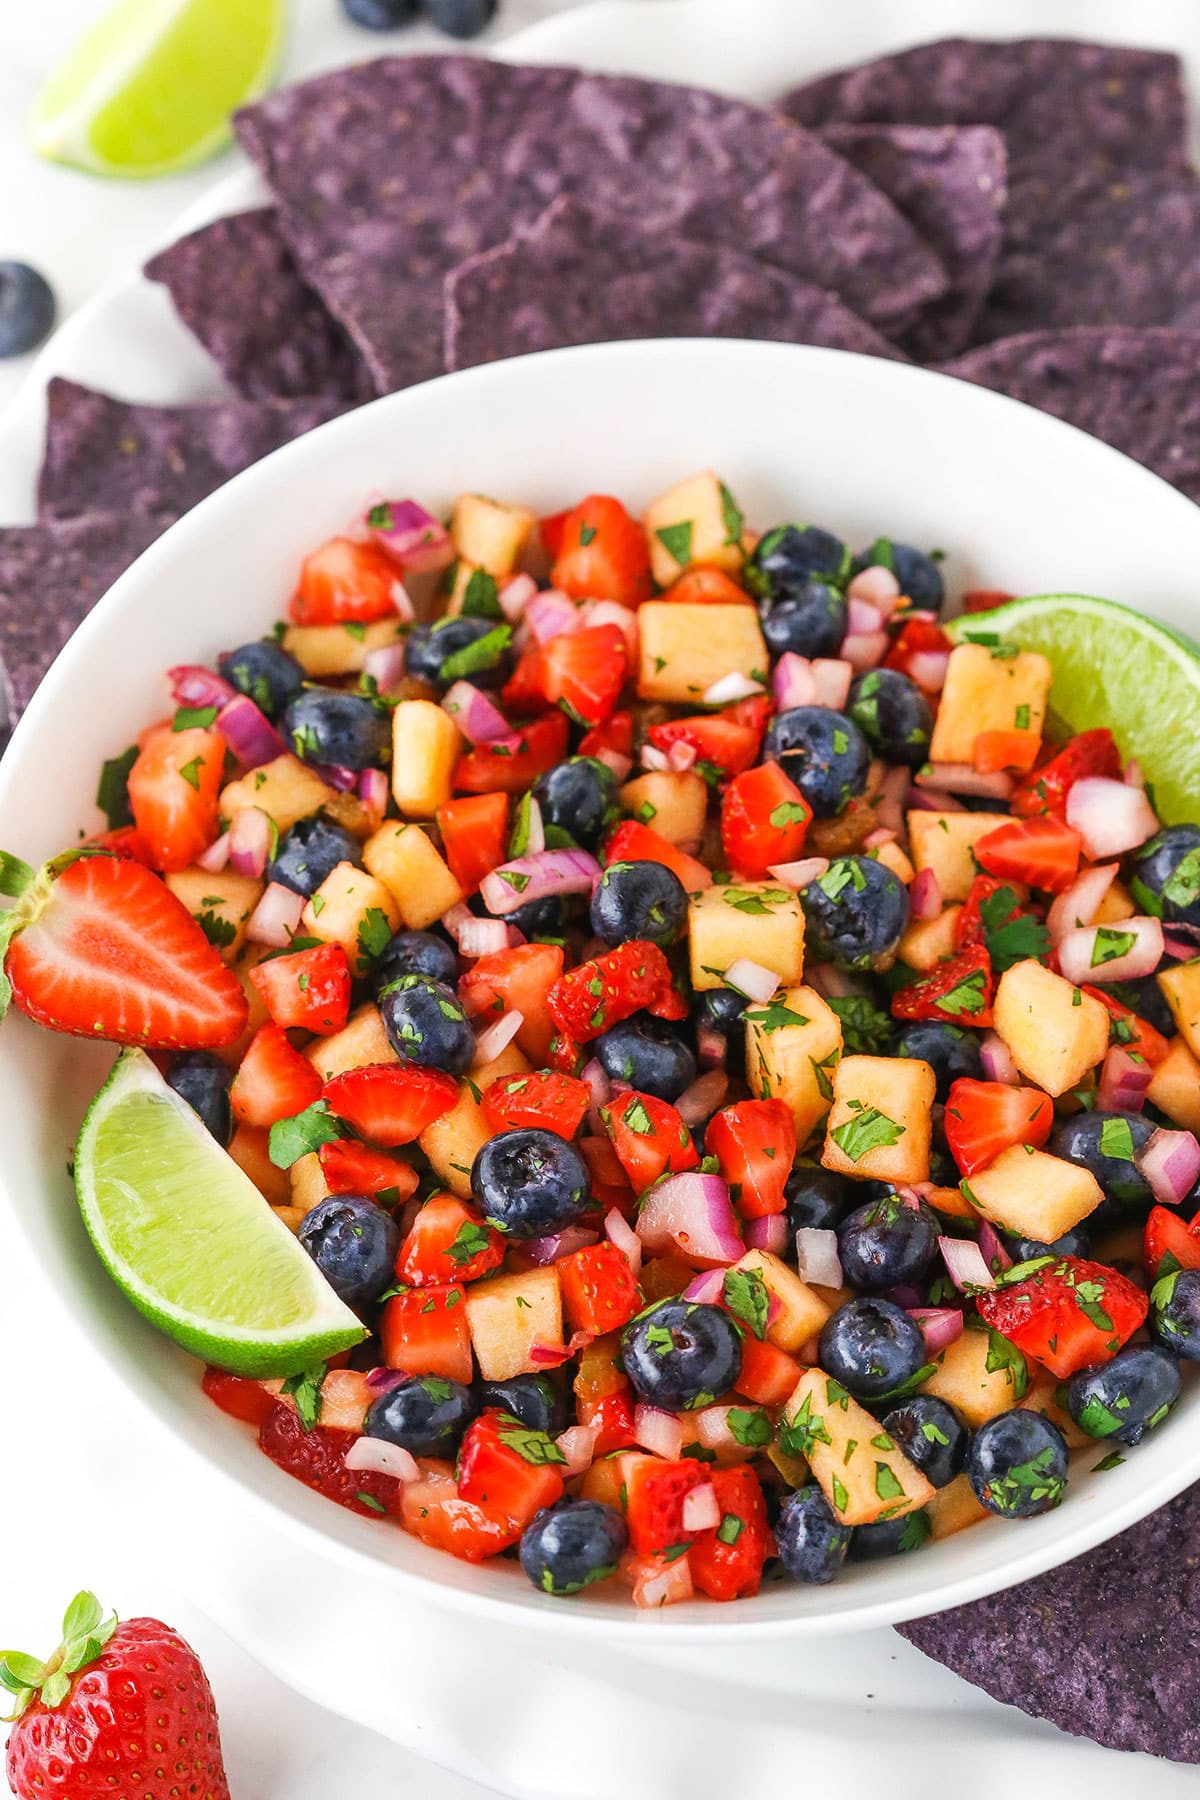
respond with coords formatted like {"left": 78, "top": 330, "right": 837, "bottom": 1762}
{"left": 820, "top": 124, "right": 1007, "bottom": 360}
{"left": 444, "top": 196, "right": 906, "bottom": 372}
{"left": 37, "top": 379, "right": 351, "bottom": 523}
{"left": 899, "top": 1481, "right": 1200, "bottom": 1760}
{"left": 234, "top": 55, "right": 948, "bottom": 394}
{"left": 937, "top": 326, "right": 1200, "bottom": 507}
{"left": 145, "top": 208, "right": 374, "bottom": 402}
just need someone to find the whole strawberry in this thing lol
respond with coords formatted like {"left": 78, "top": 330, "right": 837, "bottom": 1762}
{"left": 2, "top": 1592, "right": 230, "bottom": 1799}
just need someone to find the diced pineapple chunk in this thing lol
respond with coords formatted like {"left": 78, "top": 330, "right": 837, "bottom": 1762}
{"left": 922, "top": 1323, "right": 1027, "bottom": 1427}
{"left": 305, "top": 1003, "right": 397, "bottom": 1080}
{"left": 390, "top": 698, "right": 460, "bottom": 818}
{"left": 872, "top": 840, "right": 914, "bottom": 884}
{"left": 907, "top": 810, "right": 1010, "bottom": 902}
{"left": 221, "top": 754, "right": 337, "bottom": 834}
{"left": 925, "top": 1474, "right": 989, "bottom": 1541}
{"left": 782, "top": 1368, "right": 934, "bottom": 1527}
{"left": 289, "top": 1152, "right": 331, "bottom": 1217}
{"left": 1095, "top": 878, "right": 1136, "bottom": 924}
{"left": 688, "top": 881, "right": 803, "bottom": 992}
{"left": 1146, "top": 1036, "right": 1200, "bottom": 1133}
{"left": 898, "top": 903, "right": 963, "bottom": 972}
{"left": 1026, "top": 1365, "right": 1090, "bottom": 1449}
{"left": 228, "top": 1124, "right": 289, "bottom": 1206}
{"left": 465, "top": 1266, "right": 563, "bottom": 1381}
{"left": 271, "top": 1204, "right": 305, "bottom": 1234}
{"left": 641, "top": 470, "right": 745, "bottom": 586}
{"left": 821, "top": 1053, "right": 935, "bottom": 1184}
{"left": 301, "top": 861, "right": 400, "bottom": 976}
{"left": 419, "top": 1042, "right": 530, "bottom": 1198}
{"left": 637, "top": 602, "right": 767, "bottom": 704}
{"left": 1158, "top": 960, "right": 1200, "bottom": 1060}
{"left": 282, "top": 617, "right": 405, "bottom": 678}
{"left": 363, "top": 821, "right": 464, "bottom": 929}
{"left": 165, "top": 866, "right": 263, "bottom": 962}
{"left": 618, "top": 770, "right": 708, "bottom": 849}
{"left": 744, "top": 984, "right": 842, "bottom": 1146}
{"left": 729, "top": 1249, "right": 831, "bottom": 1353}
{"left": 929, "top": 643, "right": 1052, "bottom": 764}
{"left": 994, "top": 958, "right": 1108, "bottom": 1095}
{"left": 451, "top": 493, "right": 536, "bottom": 574}
{"left": 965, "top": 1144, "right": 1103, "bottom": 1240}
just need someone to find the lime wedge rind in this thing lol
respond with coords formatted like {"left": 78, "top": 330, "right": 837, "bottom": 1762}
{"left": 74, "top": 1050, "right": 364, "bottom": 1377}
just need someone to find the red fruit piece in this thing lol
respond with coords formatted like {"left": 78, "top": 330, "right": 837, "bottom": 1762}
{"left": 454, "top": 711, "right": 570, "bottom": 795}
{"left": 1012, "top": 728, "right": 1122, "bottom": 820}
{"left": 400, "top": 1460, "right": 520, "bottom": 1562}
{"left": 249, "top": 941, "right": 351, "bottom": 1035}
{"left": 1082, "top": 985, "right": 1170, "bottom": 1068}
{"left": 721, "top": 762, "right": 811, "bottom": 879}
{"left": 648, "top": 713, "right": 759, "bottom": 778}
{"left": 396, "top": 1193, "right": 504, "bottom": 1286}
{"left": 318, "top": 1138, "right": 420, "bottom": 1204}
{"left": 259, "top": 1403, "right": 398, "bottom": 1514}
{"left": 436, "top": 792, "right": 509, "bottom": 894}
{"left": 559, "top": 1241, "right": 642, "bottom": 1336}
{"left": 953, "top": 875, "right": 1048, "bottom": 971}
{"left": 457, "top": 1409, "right": 566, "bottom": 1530}
{"left": 604, "top": 820, "right": 712, "bottom": 892}
{"left": 203, "top": 1365, "right": 276, "bottom": 1429}
{"left": 459, "top": 941, "right": 564, "bottom": 1064}
{"left": 290, "top": 536, "right": 399, "bottom": 625}
{"left": 973, "top": 815, "right": 1082, "bottom": 894}
{"left": 127, "top": 724, "right": 225, "bottom": 871}
{"left": 619, "top": 1452, "right": 710, "bottom": 1556}
{"left": 323, "top": 1062, "right": 459, "bottom": 1146}
{"left": 884, "top": 613, "right": 953, "bottom": 684}
{"left": 602, "top": 1089, "right": 699, "bottom": 1192}
{"left": 579, "top": 709, "right": 634, "bottom": 761}
{"left": 539, "top": 624, "right": 628, "bottom": 727}
{"left": 577, "top": 1387, "right": 637, "bottom": 1455}
{"left": 736, "top": 1336, "right": 802, "bottom": 1406}
{"left": 230, "top": 1025, "right": 323, "bottom": 1128}
{"left": 380, "top": 1284, "right": 473, "bottom": 1382}
{"left": 548, "top": 939, "right": 672, "bottom": 1042}
{"left": 89, "top": 824, "right": 153, "bottom": 863}
{"left": 551, "top": 494, "right": 653, "bottom": 607}
{"left": 706, "top": 1098, "right": 796, "bottom": 1217}
{"left": 891, "top": 944, "right": 994, "bottom": 1028}
{"left": 663, "top": 568, "right": 751, "bottom": 606}
{"left": 3, "top": 852, "right": 248, "bottom": 1048}
{"left": 689, "top": 1464, "right": 774, "bottom": 1602}
{"left": 1145, "top": 1205, "right": 1200, "bottom": 1278}
{"left": 975, "top": 1255, "right": 1148, "bottom": 1379}
{"left": 481, "top": 1068, "right": 591, "bottom": 1139}
{"left": 943, "top": 1077, "right": 1053, "bottom": 1178}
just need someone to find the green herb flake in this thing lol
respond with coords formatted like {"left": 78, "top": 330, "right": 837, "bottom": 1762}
{"left": 495, "top": 1413, "right": 567, "bottom": 1467}
{"left": 281, "top": 1363, "right": 327, "bottom": 1433}
{"left": 439, "top": 623, "right": 513, "bottom": 683}
{"left": 1091, "top": 926, "right": 1136, "bottom": 968}
{"left": 655, "top": 520, "right": 694, "bottom": 566}
{"left": 716, "top": 1512, "right": 744, "bottom": 1546}
{"left": 268, "top": 1099, "right": 343, "bottom": 1169}
{"left": 719, "top": 482, "right": 744, "bottom": 546}
{"left": 173, "top": 704, "right": 218, "bottom": 731}
{"left": 830, "top": 1105, "right": 904, "bottom": 1163}
{"left": 722, "top": 1267, "right": 770, "bottom": 1340}
{"left": 743, "top": 999, "right": 808, "bottom": 1033}
{"left": 461, "top": 567, "right": 502, "bottom": 619}
{"left": 1098, "top": 1116, "right": 1136, "bottom": 1161}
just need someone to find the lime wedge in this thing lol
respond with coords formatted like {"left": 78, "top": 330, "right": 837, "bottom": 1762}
{"left": 947, "top": 593, "right": 1200, "bottom": 826}
{"left": 32, "top": 0, "right": 284, "bottom": 179}
{"left": 74, "top": 1049, "right": 364, "bottom": 1377}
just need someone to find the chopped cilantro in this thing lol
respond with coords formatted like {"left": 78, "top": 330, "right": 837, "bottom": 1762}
{"left": 830, "top": 1105, "right": 904, "bottom": 1163}
{"left": 722, "top": 1267, "right": 769, "bottom": 1340}
{"left": 655, "top": 520, "right": 694, "bottom": 566}
{"left": 268, "top": 1099, "right": 344, "bottom": 1169}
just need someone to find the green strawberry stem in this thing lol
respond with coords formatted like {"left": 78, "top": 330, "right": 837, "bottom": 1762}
{"left": 0, "top": 1591, "right": 117, "bottom": 1719}
{"left": 0, "top": 851, "right": 34, "bottom": 900}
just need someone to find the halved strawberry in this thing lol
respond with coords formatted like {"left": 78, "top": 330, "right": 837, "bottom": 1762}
{"left": 648, "top": 713, "right": 758, "bottom": 777}
{"left": 601, "top": 1090, "right": 699, "bottom": 1192}
{"left": 249, "top": 942, "right": 352, "bottom": 1036}
{"left": 290, "top": 536, "right": 400, "bottom": 625}
{"left": 396, "top": 1193, "right": 504, "bottom": 1286}
{"left": 973, "top": 815, "right": 1082, "bottom": 894}
{"left": 891, "top": 944, "right": 995, "bottom": 1027}
{"left": 576, "top": 1387, "right": 637, "bottom": 1456}
{"left": 539, "top": 624, "right": 628, "bottom": 727}
{"left": 230, "top": 1024, "right": 323, "bottom": 1127}
{"left": 458, "top": 941, "right": 564, "bottom": 1063}
{"left": 943, "top": 1077, "right": 1054, "bottom": 1178}
{"left": 603, "top": 821, "right": 712, "bottom": 892}
{"left": 2, "top": 851, "right": 247, "bottom": 1048}
{"left": 551, "top": 495, "right": 653, "bottom": 607}
{"left": 203, "top": 1365, "right": 277, "bottom": 1429}
{"left": 323, "top": 1062, "right": 459, "bottom": 1146}
{"left": 706, "top": 1098, "right": 796, "bottom": 1217}
{"left": 976, "top": 1255, "right": 1147, "bottom": 1379}
{"left": 127, "top": 724, "right": 225, "bottom": 872}
{"left": 318, "top": 1138, "right": 420, "bottom": 1204}
{"left": 481, "top": 1068, "right": 591, "bottom": 1139}
{"left": 436, "top": 793, "right": 509, "bottom": 894}
{"left": 1011, "top": 729, "right": 1122, "bottom": 820}
{"left": 453, "top": 712, "right": 569, "bottom": 795}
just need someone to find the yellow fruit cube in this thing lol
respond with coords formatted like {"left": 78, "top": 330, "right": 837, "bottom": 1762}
{"left": 465, "top": 1266, "right": 563, "bottom": 1381}
{"left": 929, "top": 643, "right": 1052, "bottom": 764}
{"left": 289, "top": 1152, "right": 331, "bottom": 1217}
{"left": 688, "top": 881, "right": 804, "bottom": 991}
{"left": 390, "top": 698, "right": 460, "bottom": 818}
{"left": 907, "top": 810, "right": 1011, "bottom": 902}
{"left": 1158, "top": 960, "right": 1200, "bottom": 1060}
{"left": 282, "top": 618, "right": 405, "bottom": 678}
{"left": 872, "top": 840, "right": 914, "bottom": 884}
{"left": 419, "top": 1042, "right": 530, "bottom": 1198}
{"left": 745, "top": 984, "right": 842, "bottom": 1145}
{"left": 363, "top": 821, "right": 464, "bottom": 930}
{"left": 305, "top": 1004, "right": 397, "bottom": 1080}
{"left": 1146, "top": 1036, "right": 1200, "bottom": 1133}
{"left": 821, "top": 1054, "right": 935, "bottom": 1184}
{"left": 165, "top": 866, "right": 263, "bottom": 962}
{"left": 221, "top": 754, "right": 337, "bottom": 835}
{"left": 922, "top": 1324, "right": 1027, "bottom": 1428}
{"left": 641, "top": 470, "right": 746, "bottom": 586}
{"left": 728, "top": 1250, "right": 832, "bottom": 1353}
{"left": 451, "top": 492, "right": 536, "bottom": 575}
{"left": 618, "top": 770, "right": 708, "bottom": 849}
{"left": 1095, "top": 878, "right": 1136, "bottom": 925}
{"left": 228, "top": 1124, "right": 290, "bottom": 1206}
{"left": 782, "top": 1368, "right": 934, "bottom": 1527}
{"left": 637, "top": 602, "right": 767, "bottom": 705}
{"left": 925, "top": 1474, "right": 989, "bottom": 1541}
{"left": 1026, "top": 1365, "right": 1090, "bottom": 1449}
{"left": 301, "top": 861, "right": 400, "bottom": 976}
{"left": 994, "top": 958, "right": 1108, "bottom": 1095}
{"left": 898, "top": 904, "right": 963, "bottom": 972}
{"left": 965, "top": 1145, "right": 1103, "bottom": 1240}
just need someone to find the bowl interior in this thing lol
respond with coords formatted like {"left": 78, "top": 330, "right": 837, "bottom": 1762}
{"left": 3, "top": 338, "right": 1200, "bottom": 1637}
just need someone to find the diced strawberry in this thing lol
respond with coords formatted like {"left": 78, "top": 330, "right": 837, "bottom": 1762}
{"left": 547, "top": 1030, "right": 585, "bottom": 1075}
{"left": 3, "top": 852, "right": 247, "bottom": 1049}
{"left": 249, "top": 942, "right": 352, "bottom": 1035}
{"left": 578, "top": 1134, "right": 631, "bottom": 1192}
{"left": 127, "top": 724, "right": 225, "bottom": 872}
{"left": 459, "top": 941, "right": 564, "bottom": 1063}
{"left": 538, "top": 509, "right": 570, "bottom": 562}
{"left": 548, "top": 939, "right": 672, "bottom": 1042}
{"left": 454, "top": 711, "right": 570, "bottom": 794}
{"left": 396, "top": 1193, "right": 504, "bottom": 1287}
{"left": 318, "top": 1138, "right": 420, "bottom": 1204}
{"left": 720, "top": 762, "right": 811, "bottom": 879}
{"left": 577, "top": 1387, "right": 637, "bottom": 1455}
{"left": 662, "top": 568, "right": 751, "bottom": 606}
{"left": 646, "top": 980, "right": 689, "bottom": 1022}
{"left": 436, "top": 793, "right": 509, "bottom": 894}
{"left": 380, "top": 1285, "right": 473, "bottom": 1382}
{"left": 579, "top": 710, "right": 634, "bottom": 761}
{"left": 884, "top": 613, "right": 953, "bottom": 684}
{"left": 954, "top": 875, "right": 1040, "bottom": 962}
{"left": 943, "top": 1077, "right": 1053, "bottom": 1178}
{"left": 89, "top": 825, "right": 154, "bottom": 863}
{"left": 976, "top": 1255, "right": 1148, "bottom": 1379}
{"left": 500, "top": 647, "right": 548, "bottom": 717}
{"left": 706, "top": 1098, "right": 796, "bottom": 1217}
{"left": 891, "top": 944, "right": 995, "bottom": 1027}
{"left": 290, "top": 536, "right": 399, "bottom": 625}
{"left": 1083, "top": 985, "right": 1170, "bottom": 1067}
{"left": 601, "top": 1090, "right": 699, "bottom": 1191}
{"left": 648, "top": 714, "right": 758, "bottom": 778}
{"left": 457, "top": 1409, "right": 566, "bottom": 1529}
{"left": 1144, "top": 1205, "right": 1200, "bottom": 1278}
{"left": 603, "top": 820, "right": 712, "bottom": 892}
{"left": 400, "top": 1460, "right": 520, "bottom": 1562}
{"left": 619, "top": 1452, "right": 710, "bottom": 1556}
{"left": 722, "top": 693, "right": 774, "bottom": 737}
{"left": 322, "top": 1062, "right": 459, "bottom": 1146}
{"left": 688, "top": 1465, "right": 774, "bottom": 1602}
{"left": 973, "top": 729, "right": 1040, "bottom": 774}
{"left": 1011, "top": 729, "right": 1122, "bottom": 820}
{"left": 551, "top": 495, "right": 653, "bottom": 607}
{"left": 230, "top": 1025, "right": 323, "bottom": 1128}
{"left": 203, "top": 1366, "right": 276, "bottom": 1429}
{"left": 974, "top": 815, "right": 1082, "bottom": 893}
{"left": 481, "top": 1068, "right": 591, "bottom": 1139}
{"left": 736, "top": 1337, "right": 802, "bottom": 1406}
{"left": 558, "top": 1241, "right": 641, "bottom": 1335}
{"left": 539, "top": 624, "right": 628, "bottom": 727}
{"left": 961, "top": 590, "right": 1014, "bottom": 614}
{"left": 259, "top": 1404, "right": 399, "bottom": 1516}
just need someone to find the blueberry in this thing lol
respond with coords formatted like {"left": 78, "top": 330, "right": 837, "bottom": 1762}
{"left": 965, "top": 1409, "right": 1068, "bottom": 1518}
{"left": 281, "top": 687, "right": 391, "bottom": 770}
{"left": 1130, "top": 825, "right": 1200, "bottom": 939}
{"left": 1007, "top": 1228, "right": 1091, "bottom": 1263}
{"left": 519, "top": 1499, "right": 627, "bottom": 1596}
{"left": 472, "top": 1128, "right": 591, "bottom": 1238}
{"left": 423, "top": 0, "right": 497, "bottom": 35}
{"left": 853, "top": 539, "right": 944, "bottom": 611}
{"left": 785, "top": 1163, "right": 856, "bottom": 1234}
{"left": 0, "top": 262, "right": 56, "bottom": 359}
{"left": 590, "top": 859, "right": 688, "bottom": 949}
{"left": 621, "top": 1298, "right": 743, "bottom": 1410}
{"left": 764, "top": 706, "right": 871, "bottom": 818}
{"left": 372, "top": 927, "right": 459, "bottom": 996}
{"left": 775, "top": 1484, "right": 853, "bottom": 1583}
{"left": 1150, "top": 1267, "right": 1200, "bottom": 1358}
{"left": 846, "top": 670, "right": 933, "bottom": 770}
{"left": 165, "top": 1051, "right": 232, "bottom": 1147}
{"left": 533, "top": 757, "right": 619, "bottom": 850}
{"left": 1049, "top": 1111, "right": 1154, "bottom": 1210}
{"left": 692, "top": 987, "right": 746, "bottom": 1073}
{"left": 217, "top": 640, "right": 305, "bottom": 719}
{"left": 379, "top": 975, "right": 475, "bottom": 1075}
{"left": 297, "top": 1194, "right": 401, "bottom": 1309}
{"left": 848, "top": 1509, "right": 933, "bottom": 1560}
{"left": 341, "top": 0, "right": 419, "bottom": 26}
{"left": 801, "top": 855, "right": 909, "bottom": 970}
{"left": 818, "top": 1298, "right": 927, "bottom": 1402}
{"left": 747, "top": 524, "right": 849, "bottom": 600}
{"left": 838, "top": 1195, "right": 940, "bottom": 1292}
{"left": 405, "top": 616, "right": 511, "bottom": 690}
{"left": 881, "top": 1396, "right": 967, "bottom": 1489}
{"left": 480, "top": 1373, "right": 570, "bottom": 1436}
{"left": 1066, "top": 1344, "right": 1181, "bottom": 1445}
{"left": 593, "top": 1013, "right": 696, "bottom": 1101}
{"left": 760, "top": 581, "right": 849, "bottom": 661}
{"left": 267, "top": 813, "right": 363, "bottom": 898}
{"left": 892, "top": 1021, "right": 982, "bottom": 1102}
{"left": 365, "top": 1374, "right": 475, "bottom": 1455}
{"left": 500, "top": 895, "right": 569, "bottom": 942}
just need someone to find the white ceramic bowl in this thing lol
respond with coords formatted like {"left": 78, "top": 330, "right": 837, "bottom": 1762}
{"left": 3, "top": 338, "right": 1200, "bottom": 1640}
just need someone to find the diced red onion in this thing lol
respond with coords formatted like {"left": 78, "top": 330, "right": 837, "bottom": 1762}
{"left": 196, "top": 831, "right": 230, "bottom": 874}
{"left": 795, "top": 1227, "right": 843, "bottom": 1289}
{"left": 169, "top": 664, "right": 235, "bottom": 708}
{"left": 841, "top": 629, "right": 889, "bottom": 672}
{"left": 916, "top": 762, "right": 1015, "bottom": 801}
{"left": 364, "top": 1366, "right": 407, "bottom": 1397}
{"left": 693, "top": 1405, "right": 754, "bottom": 1458}
{"left": 344, "top": 1436, "right": 419, "bottom": 1483}
{"left": 638, "top": 1174, "right": 743, "bottom": 1268}
{"left": 681, "top": 1484, "right": 721, "bottom": 1533}
{"left": 676, "top": 1069, "right": 729, "bottom": 1128}
{"left": 1096, "top": 1045, "right": 1153, "bottom": 1113}
{"left": 593, "top": 748, "right": 634, "bottom": 782}
{"left": 806, "top": 962, "right": 863, "bottom": 999}
{"left": 977, "top": 1219, "right": 1012, "bottom": 1275}
{"left": 365, "top": 498, "right": 453, "bottom": 573}
{"left": 442, "top": 680, "right": 511, "bottom": 744}
{"left": 1047, "top": 862, "right": 1118, "bottom": 943}
{"left": 519, "top": 796, "right": 545, "bottom": 857}
{"left": 906, "top": 786, "right": 966, "bottom": 812}
{"left": 907, "top": 1307, "right": 963, "bottom": 1356}
{"left": 1136, "top": 1128, "right": 1200, "bottom": 1208}
{"left": 772, "top": 652, "right": 818, "bottom": 711}
{"left": 1057, "top": 915, "right": 1163, "bottom": 984}
{"left": 705, "top": 671, "right": 765, "bottom": 706}
{"left": 863, "top": 826, "right": 897, "bottom": 851}
{"left": 640, "top": 744, "right": 670, "bottom": 773}
{"left": 454, "top": 916, "right": 509, "bottom": 959}
{"left": 875, "top": 764, "right": 911, "bottom": 834}
{"left": 847, "top": 595, "right": 886, "bottom": 636}
{"left": 524, "top": 1227, "right": 600, "bottom": 1267}
{"left": 228, "top": 806, "right": 273, "bottom": 879}
{"left": 1124, "top": 758, "right": 1146, "bottom": 790}
{"left": 498, "top": 573, "right": 537, "bottom": 622}
{"left": 667, "top": 740, "right": 697, "bottom": 773}
{"left": 216, "top": 694, "right": 286, "bottom": 770}
{"left": 556, "top": 1425, "right": 598, "bottom": 1479}
{"left": 885, "top": 1282, "right": 926, "bottom": 1310}
{"left": 1066, "top": 777, "right": 1159, "bottom": 859}
{"left": 811, "top": 658, "right": 853, "bottom": 711}
{"left": 246, "top": 881, "right": 305, "bottom": 948}
{"left": 938, "top": 1234, "right": 995, "bottom": 1293}
{"left": 633, "top": 1553, "right": 693, "bottom": 1609}
{"left": 682, "top": 1269, "right": 728, "bottom": 1306}
{"left": 744, "top": 1214, "right": 788, "bottom": 1255}
{"left": 584, "top": 599, "right": 639, "bottom": 661}
{"left": 580, "top": 1058, "right": 612, "bottom": 1137}
{"left": 363, "top": 641, "right": 407, "bottom": 691}
{"left": 847, "top": 565, "right": 902, "bottom": 612}
{"left": 472, "top": 1008, "right": 524, "bottom": 1065}
{"left": 480, "top": 847, "right": 601, "bottom": 916}
{"left": 526, "top": 588, "right": 581, "bottom": 644}
{"left": 979, "top": 1030, "right": 1020, "bottom": 1085}
{"left": 767, "top": 856, "right": 829, "bottom": 891}
{"left": 906, "top": 650, "right": 950, "bottom": 693}
{"left": 527, "top": 1329, "right": 593, "bottom": 1370}
{"left": 604, "top": 1207, "right": 642, "bottom": 1276}
{"left": 723, "top": 957, "right": 780, "bottom": 1003}
{"left": 1162, "top": 931, "right": 1200, "bottom": 960}
{"left": 697, "top": 1025, "right": 728, "bottom": 1070}
{"left": 634, "top": 1405, "right": 686, "bottom": 1461}
{"left": 908, "top": 866, "right": 942, "bottom": 920}
{"left": 357, "top": 767, "right": 389, "bottom": 827}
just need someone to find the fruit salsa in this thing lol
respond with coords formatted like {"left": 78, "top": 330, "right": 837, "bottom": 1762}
{"left": 3, "top": 472, "right": 1200, "bottom": 1609}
